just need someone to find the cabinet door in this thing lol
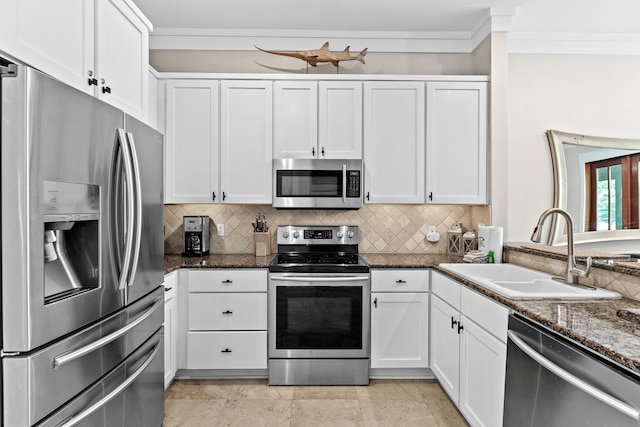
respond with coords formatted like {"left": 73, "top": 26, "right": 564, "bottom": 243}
{"left": 459, "top": 317, "right": 506, "bottom": 427}
{"left": 364, "top": 82, "right": 425, "bottom": 203}
{"left": 220, "top": 80, "right": 273, "bottom": 204}
{"left": 318, "top": 81, "right": 363, "bottom": 159}
{"left": 164, "top": 80, "right": 219, "bottom": 203}
{"left": 0, "top": 0, "right": 94, "bottom": 95}
{"left": 430, "top": 295, "right": 461, "bottom": 405}
{"left": 164, "top": 292, "right": 177, "bottom": 388}
{"left": 273, "top": 81, "right": 318, "bottom": 159}
{"left": 371, "top": 293, "right": 429, "bottom": 369}
{"left": 94, "top": 0, "right": 150, "bottom": 120}
{"left": 426, "top": 81, "right": 487, "bottom": 204}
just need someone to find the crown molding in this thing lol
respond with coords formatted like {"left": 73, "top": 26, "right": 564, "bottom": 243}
{"left": 508, "top": 32, "right": 640, "bottom": 55}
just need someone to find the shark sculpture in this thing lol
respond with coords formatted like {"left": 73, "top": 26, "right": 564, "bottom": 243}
{"left": 255, "top": 42, "right": 367, "bottom": 67}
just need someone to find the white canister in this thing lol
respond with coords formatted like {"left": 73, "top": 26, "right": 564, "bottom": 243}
{"left": 478, "top": 225, "right": 504, "bottom": 263}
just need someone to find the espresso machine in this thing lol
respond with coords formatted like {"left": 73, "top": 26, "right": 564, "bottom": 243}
{"left": 182, "top": 215, "right": 210, "bottom": 257}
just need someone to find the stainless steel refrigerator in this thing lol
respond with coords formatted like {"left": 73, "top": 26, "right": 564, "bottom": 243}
{"left": 0, "top": 61, "right": 164, "bottom": 426}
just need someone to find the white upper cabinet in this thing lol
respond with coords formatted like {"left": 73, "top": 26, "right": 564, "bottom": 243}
{"left": 0, "top": 0, "right": 94, "bottom": 95}
{"left": 94, "top": 0, "right": 150, "bottom": 120}
{"left": 273, "top": 81, "right": 362, "bottom": 159}
{"left": 363, "top": 82, "right": 425, "bottom": 204}
{"left": 0, "top": 0, "right": 151, "bottom": 121}
{"left": 164, "top": 80, "right": 219, "bottom": 204}
{"left": 220, "top": 80, "right": 273, "bottom": 204}
{"left": 273, "top": 81, "right": 318, "bottom": 159}
{"left": 426, "top": 81, "right": 488, "bottom": 205}
{"left": 318, "top": 81, "right": 363, "bottom": 159}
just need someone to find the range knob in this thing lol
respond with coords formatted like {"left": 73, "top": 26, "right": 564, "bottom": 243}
{"left": 293, "top": 231, "right": 300, "bottom": 238}
{"left": 282, "top": 231, "right": 290, "bottom": 238}
{"left": 347, "top": 231, "right": 355, "bottom": 239}
{"left": 336, "top": 231, "right": 344, "bottom": 238}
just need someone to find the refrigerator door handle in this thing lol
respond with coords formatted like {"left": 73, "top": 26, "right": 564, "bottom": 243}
{"left": 125, "top": 131, "right": 142, "bottom": 288}
{"left": 115, "top": 129, "right": 135, "bottom": 290}
{"left": 55, "top": 340, "right": 161, "bottom": 427}
{"left": 52, "top": 296, "right": 162, "bottom": 369}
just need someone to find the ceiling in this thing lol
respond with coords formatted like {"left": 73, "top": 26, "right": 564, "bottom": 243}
{"left": 131, "top": 0, "right": 640, "bottom": 54}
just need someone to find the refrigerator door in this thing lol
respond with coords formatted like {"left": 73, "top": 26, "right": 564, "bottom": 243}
{"left": 1, "top": 65, "right": 126, "bottom": 352}
{"left": 123, "top": 114, "right": 164, "bottom": 304}
{"left": 2, "top": 287, "right": 163, "bottom": 427}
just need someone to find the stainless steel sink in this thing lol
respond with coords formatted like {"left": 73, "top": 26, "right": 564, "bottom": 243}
{"left": 439, "top": 263, "right": 621, "bottom": 299}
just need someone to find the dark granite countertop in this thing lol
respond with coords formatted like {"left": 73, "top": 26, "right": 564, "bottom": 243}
{"left": 164, "top": 252, "right": 640, "bottom": 376}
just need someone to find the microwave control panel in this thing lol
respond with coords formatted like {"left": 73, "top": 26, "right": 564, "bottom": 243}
{"left": 346, "top": 170, "right": 361, "bottom": 198}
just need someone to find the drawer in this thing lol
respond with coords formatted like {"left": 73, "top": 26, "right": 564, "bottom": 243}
{"left": 186, "top": 331, "right": 267, "bottom": 369}
{"left": 371, "top": 269, "right": 429, "bottom": 292}
{"left": 164, "top": 272, "right": 177, "bottom": 302}
{"left": 188, "top": 269, "right": 267, "bottom": 292}
{"left": 188, "top": 293, "right": 267, "bottom": 330}
{"left": 431, "top": 271, "right": 461, "bottom": 310}
{"left": 461, "top": 286, "right": 509, "bottom": 343}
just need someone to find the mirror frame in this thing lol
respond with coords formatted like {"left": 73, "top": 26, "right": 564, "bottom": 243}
{"left": 546, "top": 129, "right": 640, "bottom": 246}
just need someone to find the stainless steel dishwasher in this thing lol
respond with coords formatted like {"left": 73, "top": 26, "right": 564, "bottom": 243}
{"left": 504, "top": 314, "right": 640, "bottom": 426}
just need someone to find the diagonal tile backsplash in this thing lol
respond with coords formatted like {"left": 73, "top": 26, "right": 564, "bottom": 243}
{"left": 164, "top": 204, "right": 491, "bottom": 255}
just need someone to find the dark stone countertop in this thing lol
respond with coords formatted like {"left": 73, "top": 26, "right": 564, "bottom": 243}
{"left": 164, "top": 252, "right": 640, "bottom": 377}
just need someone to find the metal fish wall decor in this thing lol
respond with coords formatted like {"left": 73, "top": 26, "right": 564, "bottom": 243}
{"left": 255, "top": 42, "right": 368, "bottom": 67}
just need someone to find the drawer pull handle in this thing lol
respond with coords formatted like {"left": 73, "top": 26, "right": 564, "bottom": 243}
{"left": 221, "top": 348, "right": 232, "bottom": 353}
{"left": 222, "top": 280, "right": 233, "bottom": 284}
{"left": 222, "top": 310, "right": 233, "bottom": 314}
{"left": 396, "top": 279, "right": 406, "bottom": 284}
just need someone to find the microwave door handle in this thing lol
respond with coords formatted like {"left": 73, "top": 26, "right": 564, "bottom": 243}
{"left": 125, "top": 132, "right": 142, "bottom": 288}
{"left": 342, "top": 164, "right": 347, "bottom": 204}
{"left": 116, "top": 129, "right": 135, "bottom": 291}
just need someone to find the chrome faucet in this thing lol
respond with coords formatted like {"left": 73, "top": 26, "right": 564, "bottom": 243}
{"left": 531, "top": 208, "right": 592, "bottom": 285}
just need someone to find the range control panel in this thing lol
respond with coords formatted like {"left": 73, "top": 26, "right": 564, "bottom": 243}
{"left": 276, "top": 225, "right": 359, "bottom": 245}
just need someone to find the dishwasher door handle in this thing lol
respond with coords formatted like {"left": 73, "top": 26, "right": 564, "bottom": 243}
{"left": 507, "top": 330, "right": 640, "bottom": 421}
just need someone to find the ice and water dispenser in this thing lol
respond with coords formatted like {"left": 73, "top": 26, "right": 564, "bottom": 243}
{"left": 43, "top": 181, "right": 100, "bottom": 304}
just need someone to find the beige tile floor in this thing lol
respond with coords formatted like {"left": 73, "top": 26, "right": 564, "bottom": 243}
{"left": 163, "top": 378, "right": 469, "bottom": 427}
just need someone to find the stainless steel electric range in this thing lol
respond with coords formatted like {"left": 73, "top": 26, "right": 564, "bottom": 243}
{"left": 268, "top": 225, "right": 370, "bottom": 385}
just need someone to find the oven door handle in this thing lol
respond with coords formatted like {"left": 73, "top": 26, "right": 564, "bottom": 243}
{"left": 270, "top": 276, "right": 369, "bottom": 283}
{"left": 507, "top": 330, "right": 640, "bottom": 421}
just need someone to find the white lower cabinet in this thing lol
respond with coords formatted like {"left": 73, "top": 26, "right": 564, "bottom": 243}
{"left": 370, "top": 270, "right": 429, "bottom": 370}
{"left": 164, "top": 271, "right": 178, "bottom": 388}
{"left": 185, "top": 269, "right": 268, "bottom": 371}
{"left": 430, "top": 271, "right": 509, "bottom": 427}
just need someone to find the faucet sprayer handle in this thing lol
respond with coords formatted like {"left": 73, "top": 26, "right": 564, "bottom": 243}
{"left": 570, "top": 256, "right": 593, "bottom": 279}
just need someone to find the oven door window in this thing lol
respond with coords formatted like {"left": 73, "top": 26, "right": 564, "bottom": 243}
{"left": 275, "top": 286, "right": 363, "bottom": 350}
{"left": 276, "top": 170, "right": 342, "bottom": 198}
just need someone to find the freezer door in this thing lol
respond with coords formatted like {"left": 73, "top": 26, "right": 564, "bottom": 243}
{"left": 37, "top": 330, "right": 164, "bottom": 427}
{"left": 1, "top": 65, "right": 126, "bottom": 352}
{"left": 2, "top": 287, "right": 163, "bottom": 426}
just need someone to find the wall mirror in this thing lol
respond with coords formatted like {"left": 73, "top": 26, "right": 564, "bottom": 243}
{"left": 546, "top": 129, "right": 640, "bottom": 252}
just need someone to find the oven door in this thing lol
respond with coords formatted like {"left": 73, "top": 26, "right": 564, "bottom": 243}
{"left": 272, "top": 159, "right": 362, "bottom": 209}
{"left": 268, "top": 273, "right": 370, "bottom": 358}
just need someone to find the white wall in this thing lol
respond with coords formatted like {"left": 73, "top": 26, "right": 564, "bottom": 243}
{"left": 506, "top": 54, "right": 640, "bottom": 242}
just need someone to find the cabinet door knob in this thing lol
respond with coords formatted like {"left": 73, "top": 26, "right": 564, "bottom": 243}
{"left": 321, "top": 147, "right": 325, "bottom": 156}
{"left": 87, "top": 77, "right": 98, "bottom": 86}
{"left": 373, "top": 297, "right": 377, "bottom": 308}
{"left": 451, "top": 317, "right": 458, "bottom": 329}
{"left": 428, "top": 192, "right": 433, "bottom": 201}
{"left": 212, "top": 192, "right": 216, "bottom": 201}
{"left": 164, "top": 287, "right": 173, "bottom": 292}
{"left": 102, "top": 86, "right": 111, "bottom": 94}
{"left": 312, "top": 147, "right": 315, "bottom": 157}
{"left": 366, "top": 192, "right": 370, "bottom": 201}
{"left": 222, "top": 192, "right": 226, "bottom": 201}
{"left": 457, "top": 323, "right": 464, "bottom": 334}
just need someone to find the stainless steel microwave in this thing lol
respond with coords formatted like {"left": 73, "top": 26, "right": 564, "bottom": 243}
{"left": 273, "top": 159, "right": 363, "bottom": 209}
